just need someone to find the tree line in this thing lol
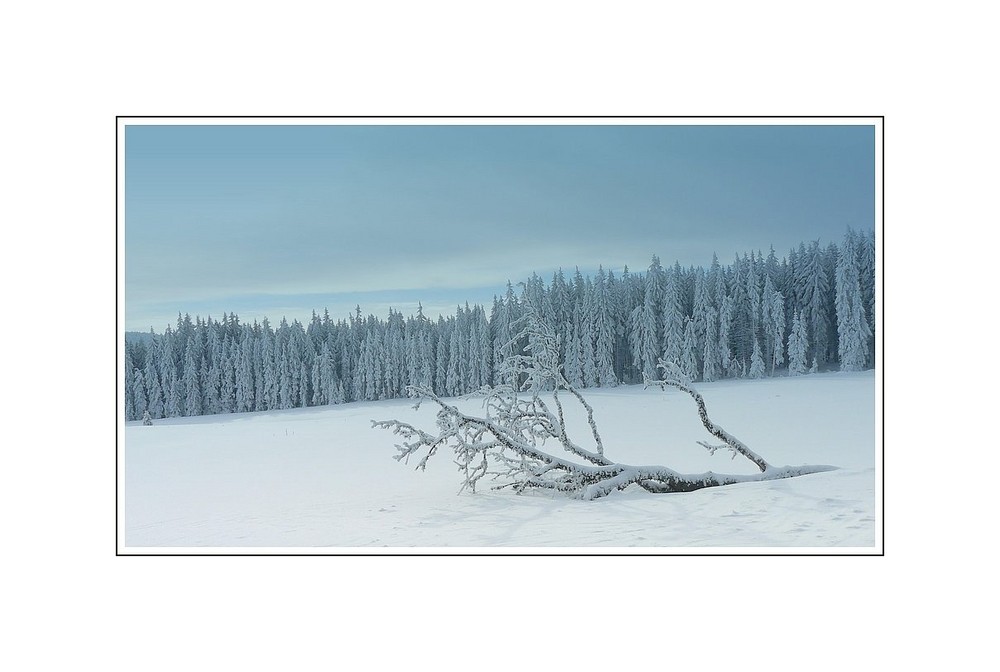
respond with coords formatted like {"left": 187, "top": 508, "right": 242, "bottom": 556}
{"left": 124, "top": 228, "right": 875, "bottom": 421}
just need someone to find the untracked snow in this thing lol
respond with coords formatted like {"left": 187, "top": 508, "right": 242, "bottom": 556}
{"left": 122, "top": 371, "right": 877, "bottom": 550}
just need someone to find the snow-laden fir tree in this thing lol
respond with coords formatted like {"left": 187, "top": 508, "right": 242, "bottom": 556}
{"left": 445, "top": 318, "right": 464, "bottom": 396}
{"left": 433, "top": 316, "right": 449, "bottom": 395}
{"left": 590, "top": 267, "right": 618, "bottom": 387}
{"left": 749, "top": 338, "right": 766, "bottom": 379}
{"left": 680, "top": 318, "right": 699, "bottom": 382}
{"left": 184, "top": 339, "right": 202, "bottom": 417}
{"left": 800, "top": 241, "right": 831, "bottom": 369}
{"left": 717, "top": 292, "right": 734, "bottom": 377}
{"left": 161, "top": 330, "right": 184, "bottom": 418}
{"left": 252, "top": 327, "right": 266, "bottom": 410}
{"left": 836, "top": 229, "right": 873, "bottom": 371}
{"left": 579, "top": 302, "right": 598, "bottom": 388}
{"left": 859, "top": 228, "right": 876, "bottom": 362}
{"left": 787, "top": 310, "right": 809, "bottom": 376}
{"left": 131, "top": 367, "right": 147, "bottom": 421}
{"left": 144, "top": 343, "right": 164, "bottom": 419}
{"left": 691, "top": 268, "right": 710, "bottom": 374}
{"left": 629, "top": 272, "right": 660, "bottom": 380}
{"left": 761, "top": 274, "right": 785, "bottom": 375}
{"left": 385, "top": 310, "right": 406, "bottom": 398}
{"left": 661, "top": 265, "right": 685, "bottom": 366}
{"left": 492, "top": 283, "right": 519, "bottom": 387}
{"left": 125, "top": 348, "right": 137, "bottom": 421}
{"left": 702, "top": 306, "right": 719, "bottom": 383}
{"left": 234, "top": 334, "right": 254, "bottom": 413}
{"left": 563, "top": 319, "right": 583, "bottom": 387}
{"left": 419, "top": 331, "right": 434, "bottom": 390}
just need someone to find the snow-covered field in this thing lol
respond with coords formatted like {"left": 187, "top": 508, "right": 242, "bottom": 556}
{"left": 121, "top": 371, "right": 878, "bottom": 552}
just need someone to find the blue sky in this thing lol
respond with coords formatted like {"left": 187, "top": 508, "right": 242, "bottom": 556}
{"left": 124, "top": 122, "right": 875, "bottom": 332}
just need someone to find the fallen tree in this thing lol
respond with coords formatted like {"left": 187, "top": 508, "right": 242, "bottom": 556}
{"left": 373, "top": 313, "right": 835, "bottom": 500}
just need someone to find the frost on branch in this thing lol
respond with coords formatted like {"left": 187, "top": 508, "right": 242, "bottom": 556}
{"left": 373, "top": 312, "right": 835, "bottom": 500}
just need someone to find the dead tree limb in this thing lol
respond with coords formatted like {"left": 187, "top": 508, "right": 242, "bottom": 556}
{"left": 373, "top": 313, "right": 835, "bottom": 500}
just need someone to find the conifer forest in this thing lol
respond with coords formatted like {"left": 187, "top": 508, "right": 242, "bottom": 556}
{"left": 124, "top": 229, "right": 875, "bottom": 421}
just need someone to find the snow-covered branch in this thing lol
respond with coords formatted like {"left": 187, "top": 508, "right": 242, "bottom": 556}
{"left": 374, "top": 314, "right": 834, "bottom": 500}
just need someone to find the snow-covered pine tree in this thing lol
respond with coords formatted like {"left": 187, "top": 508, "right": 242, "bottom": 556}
{"left": 563, "top": 320, "right": 583, "bottom": 387}
{"left": 446, "top": 315, "right": 463, "bottom": 397}
{"left": 385, "top": 310, "right": 405, "bottom": 398}
{"left": 858, "top": 228, "right": 876, "bottom": 364}
{"left": 218, "top": 336, "right": 236, "bottom": 413}
{"left": 434, "top": 315, "right": 450, "bottom": 395}
{"left": 836, "top": 229, "right": 873, "bottom": 371}
{"left": 728, "top": 255, "right": 752, "bottom": 365}
{"left": 803, "top": 241, "right": 831, "bottom": 370}
{"left": 761, "top": 274, "right": 785, "bottom": 375}
{"left": 299, "top": 359, "right": 310, "bottom": 407}
{"left": 419, "top": 331, "right": 434, "bottom": 390}
{"left": 144, "top": 339, "right": 164, "bottom": 419}
{"left": 131, "top": 367, "right": 147, "bottom": 421}
{"left": 158, "top": 329, "right": 181, "bottom": 417}
{"left": 706, "top": 252, "right": 722, "bottom": 314}
{"left": 404, "top": 313, "right": 422, "bottom": 389}
{"left": 184, "top": 338, "right": 202, "bottom": 416}
{"left": 691, "top": 268, "right": 710, "bottom": 374}
{"left": 590, "top": 267, "right": 618, "bottom": 387}
{"left": 466, "top": 305, "right": 482, "bottom": 391}
{"left": 680, "top": 318, "right": 699, "bottom": 381}
{"left": 198, "top": 354, "right": 213, "bottom": 414}
{"left": 787, "top": 310, "right": 808, "bottom": 375}
{"left": 234, "top": 331, "right": 254, "bottom": 413}
{"left": 474, "top": 305, "right": 492, "bottom": 389}
{"left": 579, "top": 301, "right": 598, "bottom": 388}
{"left": 749, "top": 337, "right": 766, "bottom": 379}
{"left": 630, "top": 271, "right": 660, "bottom": 380}
{"left": 718, "top": 292, "right": 735, "bottom": 378}
{"left": 125, "top": 347, "right": 137, "bottom": 421}
{"left": 702, "top": 306, "right": 719, "bottom": 383}
{"left": 606, "top": 268, "right": 632, "bottom": 382}
{"left": 492, "top": 283, "right": 518, "bottom": 387}
{"left": 745, "top": 253, "right": 763, "bottom": 360}
{"left": 319, "top": 339, "right": 338, "bottom": 404}
{"left": 311, "top": 356, "right": 323, "bottom": 406}
{"left": 661, "top": 264, "right": 684, "bottom": 366}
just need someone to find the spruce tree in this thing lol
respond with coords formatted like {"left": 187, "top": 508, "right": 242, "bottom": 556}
{"left": 579, "top": 303, "right": 598, "bottom": 388}
{"left": 787, "top": 310, "right": 809, "bottom": 376}
{"left": 662, "top": 265, "right": 684, "bottom": 366}
{"left": 145, "top": 343, "right": 164, "bottom": 419}
{"left": 762, "top": 274, "right": 785, "bottom": 375}
{"left": 125, "top": 347, "right": 137, "bottom": 421}
{"left": 680, "top": 318, "right": 699, "bottom": 381}
{"left": 749, "top": 338, "right": 766, "bottom": 379}
{"left": 131, "top": 368, "right": 147, "bottom": 421}
{"left": 629, "top": 274, "right": 660, "bottom": 380}
{"left": 563, "top": 321, "right": 583, "bottom": 387}
{"left": 184, "top": 340, "right": 202, "bottom": 416}
{"left": 836, "top": 229, "right": 873, "bottom": 371}
{"left": 702, "top": 306, "right": 719, "bottom": 383}
{"left": 591, "top": 267, "right": 618, "bottom": 387}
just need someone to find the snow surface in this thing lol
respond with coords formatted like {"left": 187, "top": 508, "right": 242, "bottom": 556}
{"left": 122, "top": 371, "right": 878, "bottom": 551}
